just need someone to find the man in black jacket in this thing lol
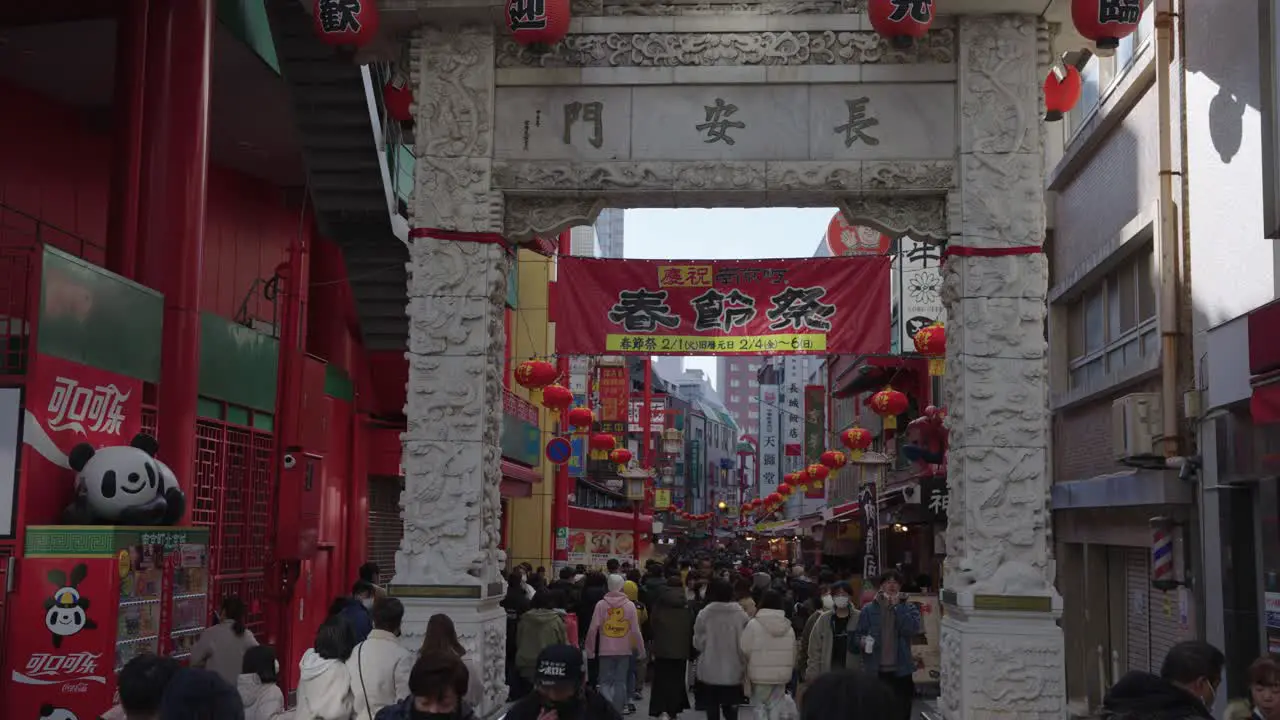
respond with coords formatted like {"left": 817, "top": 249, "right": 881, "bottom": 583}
{"left": 505, "top": 645, "right": 622, "bottom": 720}
{"left": 1101, "top": 640, "right": 1223, "bottom": 720}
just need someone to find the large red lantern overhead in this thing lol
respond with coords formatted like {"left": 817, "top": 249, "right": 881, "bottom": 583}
{"left": 589, "top": 432, "right": 616, "bottom": 460}
{"left": 566, "top": 406, "right": 594, "bottom": 433}
{"left": 1044, "top": 65, "right": 1084, "bottom": 123}
{"left": 609, "top": 447, "right": 633, "bottom": 472}
{"left": 913, "top": 322, "right": 946, "bottom": 376}
{"left": 870, "top": 386, "right": 909, "bottom": 430}
{"left": 313, "top": 0, "right": 380, "bottom": 47}
{"left": 507, "top": 0, "right": 571, "bottom": 46}
{"left": 515, "top": 359, "right": 558, "bottom": 402}
{"left": 868, "top": 0, "right": 934, "bottom": 48}
{"left": 820, "top": 450, "right": 847, "bottom": 470}
{"left": 840, "top": 427, "right": 873, "bottom": 459}
{"left": 383, "top": 72, "right": 414, "bottom": 123}
{"left": 778, "top": 483, "right": 793, "bottom": 496}
{"left": 807, "top": 464, "right": 829, "bottom": 482}
{"left": 1071, "top": 0, "right": 1141, "bottom": 56}
{"left": 540, "top": 384, "right": 574, "bottom": 414}
{"left": 766, "top": 492, "right": 783, "bottom": 505}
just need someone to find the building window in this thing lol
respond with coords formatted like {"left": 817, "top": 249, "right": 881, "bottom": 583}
{"left": 1066, "top": 5, "right": 1153, "bottom": 139}
{"left": 731, "top": 379, "right": 741, "bottom": 388}
{"left": 730, "top": 362, "right": 741, "bottom": 372}
{"left": 748, "top": 379, "right": 757, "bottom": 388}
{"left": 1066, "top": 245, "right": 1157, "bottom": 389}
{"left": 731, "top": 394, "right": 741, "bottom": 403}
{"left": 748, "top": 363, "right": 760, "bottom": 371}
{"left": 748, "top": 410, "right": 759, "bottom": 419}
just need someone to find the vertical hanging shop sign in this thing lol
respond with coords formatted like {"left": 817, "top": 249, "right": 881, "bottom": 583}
{"left": 859, "top": 478, "right": 879, "bottom": 581}
{"left": 758, "top": 383, "right": 780, "bottom": 497}
{"left": 781, "top": 358, "right": 805, "bottom": 481}
{"left": 803, "top": 385, "right": 826, "bottom": 499}
{"left": 597, "top": 366, "right": 629, "bottom": 434}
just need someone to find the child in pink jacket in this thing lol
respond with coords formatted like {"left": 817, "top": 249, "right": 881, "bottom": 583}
{"left": 585, "top": 574, "right": 646, "bottom": 712}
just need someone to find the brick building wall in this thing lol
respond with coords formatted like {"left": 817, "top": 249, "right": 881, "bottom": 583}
{"left": 1053, "top": 378, "right": 1161, "bottom": 483}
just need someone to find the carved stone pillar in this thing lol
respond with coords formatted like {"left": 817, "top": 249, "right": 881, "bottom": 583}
{"left": 394, "top": 25, "right": 508, "bottom": 716}
{"left": 938, "top": 15, "right": 1065, "bottom": 719}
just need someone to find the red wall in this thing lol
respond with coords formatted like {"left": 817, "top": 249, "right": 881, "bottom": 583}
{"left": 0, "top": 79, "right": 291, "bottom": 321}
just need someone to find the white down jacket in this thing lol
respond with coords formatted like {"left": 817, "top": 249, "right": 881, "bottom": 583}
{"left": 739, "top": 608, "right": 796, "bottom": 686}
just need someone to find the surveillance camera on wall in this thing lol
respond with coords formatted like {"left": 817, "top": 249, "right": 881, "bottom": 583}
{"left": 283, "top": 454, "right": 298, "bottom": 470}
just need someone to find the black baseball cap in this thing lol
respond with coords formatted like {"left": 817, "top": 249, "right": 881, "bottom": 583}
{"left": 535, "top": 644, "right": 585, "bottom": 688}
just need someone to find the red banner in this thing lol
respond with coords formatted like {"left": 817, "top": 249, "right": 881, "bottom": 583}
{"left": 555, "top": 257, "right": 890, "bottom": 355}
{"left": 597, "top": 366, "right": 628, "bottom": 432}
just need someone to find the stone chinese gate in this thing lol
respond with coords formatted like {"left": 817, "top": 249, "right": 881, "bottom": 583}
{"left": 392, "top": 2, "right": 1063, "bottom": 716}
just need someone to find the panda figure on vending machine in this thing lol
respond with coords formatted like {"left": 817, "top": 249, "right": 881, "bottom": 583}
{"left": 61, "top": 432, "right": 187, "bottom": 526}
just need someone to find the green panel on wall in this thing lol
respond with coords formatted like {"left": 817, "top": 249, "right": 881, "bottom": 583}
{"left": 501, "top": 415, "right": 541, "bottom": 467}
{"left": 196, "top": 397, "right": 224, "bottom": 420}
{"left": 37, "top": 246, "right": 164, "bottom": 382}
{"left": 218, "top": 0, "right": 280, "bottom": 73}
{"left": 507, "top": 262, "right": 519, "bottom": 309}
{"left": 198, "top": 312, "right": 279, "bottom": 412}
{"left": 325, "top": 364, "right": 354, "bottom": 401}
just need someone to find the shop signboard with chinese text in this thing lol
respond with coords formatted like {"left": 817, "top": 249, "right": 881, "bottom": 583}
{"left": 781, "top": 358, "right": 805, "bottom": 485}
{"left": 568, "top": 393, "right": 587, "bottom": 478}
{"left": 898, "top": 237, "right": 944, "bottom": 347}
{"left": 859, "top": 479, "right": 880, "bottom": 583}
{"left": 921, "top": 474, "right": 949, "bottom": 522}
{"left": 598, "top": 366, "right": 629, "bottom": 433}
{"left": 803, "top": 385, "right": 826, "bottom": 499}
{"left": 555, "top": 257, "right": 889, "bottom": 356}
{"left": 627, "top": 399, "right": 667, "bottom": 433}
{"left": 502, "top": 389, "right": 543, "bottom": 467}
{"left": 758, "top": 384, "right": 780, "bottom": 496}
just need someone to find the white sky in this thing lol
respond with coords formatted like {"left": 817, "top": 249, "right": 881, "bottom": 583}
{"left": 621, "top": 208, "right": 838, "bottom": 390}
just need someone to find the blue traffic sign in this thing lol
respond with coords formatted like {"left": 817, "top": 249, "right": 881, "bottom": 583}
{"left": 546, "top": 437, "right": 572, "bottom": 465}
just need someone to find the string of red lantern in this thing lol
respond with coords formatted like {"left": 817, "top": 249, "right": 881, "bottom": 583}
{"left": 913, "top": 322, "right": 946, "bottom": 376}
{"left": 1044, "top": 64, "right": 1083, "bottom": 123}
{"left": 869, "top": 387, "right": 909, "bottom": 430}
{"left": 313, "top": 0, "right": 380, "bottom": 47}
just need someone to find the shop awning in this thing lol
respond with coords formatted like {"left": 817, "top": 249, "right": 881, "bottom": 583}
{"left": 831, "top": 355, "right": 928, "bottom": 399}
{"left": 1252, "top": 376, "right": 1280, "bottom": 424}
{"left": 569, "top": 506, "right": 654, "bottom": 531}
{"left": 823, "top": 500, "right": 861, "bottom": 523}
{"left": 501, "top": 460, "right": 539, "bottom": 498}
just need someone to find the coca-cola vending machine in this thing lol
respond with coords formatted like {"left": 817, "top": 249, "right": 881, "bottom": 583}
{"left": 4, "top": 526, "right": 209, "bottom": 720}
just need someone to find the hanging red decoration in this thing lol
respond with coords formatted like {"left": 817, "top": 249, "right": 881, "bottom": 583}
{"left": 609, "top": 447, "right": 633, "bottom": 472}
{"left": 766, "top": 492, "right": 783, "bottom": 505}
{"left": 566, "top": 406, "right": 594, "bottom": 433}
{"left": 507, "top": 0, "right": 571, "bottom": 46}
{"left": 870, "top": 386, "right": 909, "bottom": 430}
{"left": 313, "top": 0, "right": 381, "bottom": 47}
{"left": 540, "top": 384, "right": 574, "bottom": 414}
{"left": 1043, "top": 65, "right": 1083, "bottom": 123}
{"left": 820, "top": 450, "right": 847, "bottom": 470}
{"left": 840, "top": 427, "right": 873, "bottom": 459}
{"left": 588, "top": 433, "right": 616, "bottom": 460}
{"left": 515, "top": 359, "right": 558, "bottom": 402}
{"left": 913, "top": 322, "right": 946, "bottom": 376}
{"left": 382, "top": 72, "right": 414, "bottom": 123}
{"left": 778, "top": 483, "right": 793, "bottom": 497}
{"left": 868, "top": 0, "right": 934, "bottom": 48}
{"left": 1071, "top": 0, "right": 1142, "bottom": 56}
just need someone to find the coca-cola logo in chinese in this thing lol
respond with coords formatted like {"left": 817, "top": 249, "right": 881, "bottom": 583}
{"left": 46, "top": 377, "right": 129, "bottom": 436}
{"left": 12, "top": 651, "right": 107, "bottom": 689}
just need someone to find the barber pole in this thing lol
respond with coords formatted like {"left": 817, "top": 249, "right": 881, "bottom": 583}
{"left": 1151, "top": 525, "right": 1174, "bottom": 587}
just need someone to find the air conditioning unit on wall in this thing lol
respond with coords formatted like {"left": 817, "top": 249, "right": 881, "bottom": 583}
{"left": 1112, "top": 393, "right": 1163, "bottom": 466}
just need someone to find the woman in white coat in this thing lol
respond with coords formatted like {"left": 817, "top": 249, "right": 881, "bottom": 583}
{"left": 295, "top": 616, "right": 357, "bottom": 720}
{"left": 739, "top": 590, "right": 796, "bottom": 720}
{"left": 693, "top": 578, "right": 750, "bottom": 720}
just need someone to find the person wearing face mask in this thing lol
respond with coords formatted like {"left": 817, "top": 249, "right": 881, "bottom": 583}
{"left": 795, "top": 582, "right": 831, "bottom": 684}
{"left": 505, "top": 571, "right": 536, "bottom": 701}
{"left": 852, "top": 570, "right": 921, "bottom": 720}
{"left": 506, "top": 644, "right": 622, "bottom": 720}
{"left": 803, "top": 581, "right": 861, "bottom": 682}
{"left": 375, "top": 651, "right": 478, "bottom": 720}
{"left": 332, "top": 581, "right": 377, "bottom": 644}
{"left": 1100, "top": 641, "right": 1223, "bottom": 720}
{"left": 349, "top": 598, "right": 415, "bottom": 720}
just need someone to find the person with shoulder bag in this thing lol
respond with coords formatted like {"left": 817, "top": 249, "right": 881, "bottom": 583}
{"left": 347, "top": 598, "right": 413, "bottom": 720}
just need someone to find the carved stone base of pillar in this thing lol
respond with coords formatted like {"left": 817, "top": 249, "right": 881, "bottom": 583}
{"left": 939, "top": 592, "right": 1065, "bottom": 720}
{"left": 392, "top": 588, "right": 507, "bottom": 717}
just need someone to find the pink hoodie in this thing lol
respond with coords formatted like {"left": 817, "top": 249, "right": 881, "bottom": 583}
{"left": 585, "top": 591, "right": 644, "bottom": 658}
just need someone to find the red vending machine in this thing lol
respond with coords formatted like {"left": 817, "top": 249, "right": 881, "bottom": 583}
{"left": 5, "top": 525, "right": 210, "bottom": 720}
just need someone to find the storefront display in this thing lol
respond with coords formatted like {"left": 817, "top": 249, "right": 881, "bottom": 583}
{"left": 5, "top": 526, "right": 209, "bottom": 719}
{"left": 565, "top": 529, "right": 636, "bottom": 568}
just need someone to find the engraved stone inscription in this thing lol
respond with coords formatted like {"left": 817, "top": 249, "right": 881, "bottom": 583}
{"left": 833, "top": 97, "right": 879, "bottom": 148}
{"left": 696, "top": 99, "right": 746, "bottom": 146}
{"left": 564, "top": 101, "right": 604, "bottom": 149}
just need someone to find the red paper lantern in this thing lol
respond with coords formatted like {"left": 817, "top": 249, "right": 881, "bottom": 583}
{"left": 840, "top": 427, "right": 873, "bottom": 457}
{"left": 913, "top": 322, "right": 946, "bottom": 376}
{"left": 766, "top": 492, "right": 783, "bottom": 505}
{"left": 1043, "top": 64, "right": 1084, "bottom": 123}
{"left": 566, "top": 406, "right": 594, "bottom": 433}
{"left": 540, "top": 384, "right": 574, "bottom": 414}
{"left": 778, "top": 483, "right": 793, "bottom": 496}
{"left": 609, "top": 447, "right": 633, "bottom": 472}
{"left": 507, "top": 0, "right": 571, "bottom": 46}
{"left": 588, "top": 432, "right": 616, "bottom": 460}
{"left": 515, "top": 360, "right": 558, "bottom": 392}
{"left": 1071, "top": 0, "right": 1142, "bottom": 55}
{"left": 313, "top": 0, "right": 380, "bottom": 47}
{"left": 868, "top": 0, "right": 934, "bottom": 48}
{"left": 820, "top": 450, "right": 847, "bottom": 470}
{"left": 870, "top": 386, "right": 909, "bottom": 430}
{"left": 807, "top": 464, "right": 829, "bottom": 481}
{"left": 382, "top": 73, "right": 414, "bottom": 123}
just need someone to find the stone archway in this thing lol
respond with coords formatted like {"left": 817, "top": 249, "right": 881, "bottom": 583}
{"left": 396, "top": 10, "right": 1062, "bottom": 718}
